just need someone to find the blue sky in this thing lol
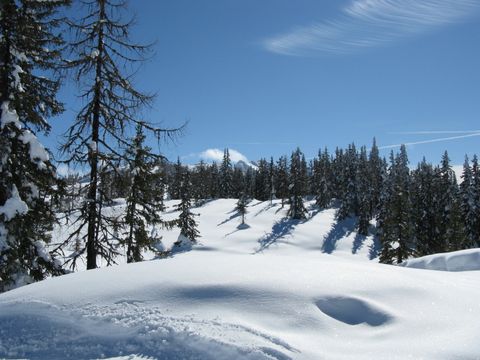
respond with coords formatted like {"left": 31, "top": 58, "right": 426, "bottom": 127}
{"left": 47, "top": 0, "right": 480, "bottom": 169}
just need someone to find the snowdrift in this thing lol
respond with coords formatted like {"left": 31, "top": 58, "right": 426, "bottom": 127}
{"left": 1, "top": 199, "right": 479, "bottom": 359}
{"left": 401, "top": 248, "right": 480, "bottom": 272}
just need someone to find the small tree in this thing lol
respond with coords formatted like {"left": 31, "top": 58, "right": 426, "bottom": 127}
{"left": 123, "top": 124, "right": 171, "bottom": 263}
{"left": 236, "top": 194, "right": 248, "bottom": 225}
{"left": 174, "top": 170, "right": 200, "bottom": 247}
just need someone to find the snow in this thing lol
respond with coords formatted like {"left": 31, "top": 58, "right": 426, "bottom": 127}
{"left": 0, "top": 101, "right": 21, "bottom": 129}
{"left": 0, "top": 185, "right": 28, "bottom": 221}
{"left": 1, "top": 199, "right": 480, "bottom": 359}
{"left": 401, "top": 248, "right": 480, "bottom": 272}
{"left": 19, "top": 129, "right": 50, "bottom": 164}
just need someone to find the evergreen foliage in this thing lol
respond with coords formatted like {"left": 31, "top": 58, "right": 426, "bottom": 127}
{"left": 174, "top": 169, "right": 200, "bottom": 246}
{"left": 122, "top": 125, "right": 169, "bottom": 263}
{"left": 0, "top": 0, "right": 68, "bottom": 291}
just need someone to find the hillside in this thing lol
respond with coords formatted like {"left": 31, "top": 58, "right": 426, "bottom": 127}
{"left": 1, "top": 199, "right": 479, "bottom": 359}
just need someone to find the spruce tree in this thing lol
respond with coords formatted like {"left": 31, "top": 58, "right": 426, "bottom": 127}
{"left": 437, "top": 151, "right": 462, "bottom": 251}
{"left": 411, "top": 159, "right": 437, "bottom": 256}
{"left": 378, "top": 147, "right": 414, "bottom": 264}
{"left": 61, "top": 0, "right": 181, "bottom": 270}
{"left": 368, "top": 138, "right": 384, "bottom": 217}
{"left": 254, "top": 158, "right": 270, "bottom": 201}
{"left": 122, "top": 125, "right": 169, "bottom": 263}
{"left": 169, "top": 157, "right": 183, "bottom": 200}
{"left": 460, "top": 156, "right": 477, "bottom": 248}
{"left": 313, "top": 148, "right": 332, "bottom": 208}
{"left": 0, "top": 0, "right": 68, "bottom": 291}
{"left": 219, "top": 148, "right": 232, "bottom": 198}
{"left": 174, "top": 169, "right": 200, "bottom": 247}
{"left": 356, "top": 146, "right": 371, "bottom": 235}
{"left": 275, "top": 155, "right": 289, "bottom": 207}
{"left": 288, "top": 148, "right": 307, "bottom": 220}
{"left": 236, "top": 194, "right": 248, "bottom": 226}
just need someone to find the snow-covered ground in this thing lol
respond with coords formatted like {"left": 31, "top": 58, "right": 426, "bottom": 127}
{"left": 401, "top": 248, "right": 480, "bottom": 272}
{"left": 1, "top": 199, "right": 479, "bottom": 359}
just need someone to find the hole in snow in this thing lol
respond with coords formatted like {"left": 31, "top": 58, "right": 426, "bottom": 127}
{"left": 315, "top": 296, "right": 392, "bottom": 326}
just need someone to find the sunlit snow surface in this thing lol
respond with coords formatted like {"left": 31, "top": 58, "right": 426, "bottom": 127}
{"left": 1, "top": 199, "right": 479, "bottom": 359}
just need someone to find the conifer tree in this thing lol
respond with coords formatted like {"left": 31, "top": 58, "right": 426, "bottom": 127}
{"left": 378, "top": 146, "right": 414, "bottom": 263}
{"left": 0, "top": 0, "right": 68, "bottom": 291}
{"left": 337, "top": 143, "right": 358, "bottom": 220}
{"left": 254, "top": 158, "right": 270, "bottom": 201}
{"left": 122, "top": 125, "right": 169, "bottom": 263}
{"left": 268, "top": 157, "right": 276, "bottom": 204}
{"left": 313, "top": 148, "right": 332, "bottom": 208}
{"left": 275, "top": 156, "right": 289, "bottom": 207}
{"left": 411, "top": 159, "right": 437, "bottom": 256}
{"left": 368, "top": 138, "right": 384, "bottom": 217}
{"left": 219, "top": 148, "right": 233, "bottom": 198}
{"left": 209, "top": 162, "right": 220, "bottom": 198}
{"left": 288, "top": 148, "right": 307, "bottom": 220}
{"left": 174, "top": 169, "right": 200, "bottom": 247}
{"left": 169, "top": 157, "right": 183, "bottom": 200}
{"left": 437, "top": 151, "right": 462, "bottom": 251}
{"left": 236, "top": 193, "right": 248, "bottom": 225}
{"left": 231, "top": 166, "right": 245, "bottom": 199}
{"left": 460, "top": 156, "right": 478, "bottom": 248}
{"left": 60, "top": 0, "right": 181, "bottom": 270}
{"left": 356, "top": 146, "right": 371, "bottom": 235}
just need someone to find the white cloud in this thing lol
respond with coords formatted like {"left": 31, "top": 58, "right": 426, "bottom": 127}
{"left": 264, "top": 0, "right": 480, "bottom": 56}
{"left": 199, "top": 148, "right": 250, "bottom": 163}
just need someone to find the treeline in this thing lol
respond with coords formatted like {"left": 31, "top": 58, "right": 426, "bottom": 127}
{"left": 160, "top": 144, "right": 480, "bottom": 264}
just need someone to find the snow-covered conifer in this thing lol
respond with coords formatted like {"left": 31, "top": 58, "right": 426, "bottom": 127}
{"left": 0, "top": 0, "right": 68, "bottom": 291}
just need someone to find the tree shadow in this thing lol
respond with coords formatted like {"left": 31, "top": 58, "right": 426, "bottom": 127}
{"left": 255, "top": 217, "right": 300, "bottom": 253}
{"left": 368, "top": 235, "right": 382, "bottom": 260}
{"left": 352, "top": 231, "right": 367, "bottom": 254}
{"left": 321, "top": 217, "right": 356, "bottom": 254}
{"left": 217, "top": 212, "right": 241, "bottom": 226}
{"left": 253, "top": 202, "right": 277, "bottom": 217}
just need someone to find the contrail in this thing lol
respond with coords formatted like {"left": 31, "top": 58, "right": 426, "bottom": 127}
{"left": 389, "top": 130, "right": 480, "bottom": 135}
{"left": 379, "top": 132, "right": 480, "bottom": 150}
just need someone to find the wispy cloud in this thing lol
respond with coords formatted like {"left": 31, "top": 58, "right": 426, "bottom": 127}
{"left": 379, "top": 132, "right": 480, "bottom": 150}
{"left": 264, "top": 0, "right": 480, "bottom": 56}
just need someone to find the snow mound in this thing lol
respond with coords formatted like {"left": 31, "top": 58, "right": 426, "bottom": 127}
{"left": 315, "top": 296, "right": 393, "bottom": 326}
{"left": 401, "top": 249, "right": 480, "bottom": 272}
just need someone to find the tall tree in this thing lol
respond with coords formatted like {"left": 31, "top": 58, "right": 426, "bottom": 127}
{"left": 460, "top": 156, "right": 478, "bottom": 248}
{"left": 219, "top": 148, "right": 232, "bottom": 198}
{"left": 275, "top": 155, "right": 289, "bottom": 207}
{"left": 378, "top": 146, "right": 414, "bottom": 264}
{"left": 0, "top": 0, "right": 68, "bottom": 291}
{"left": 61, "top": 0, "right": 181, "bottom": 270}
{"left": 288, "top": 148, "right": 307, "bottom": 220}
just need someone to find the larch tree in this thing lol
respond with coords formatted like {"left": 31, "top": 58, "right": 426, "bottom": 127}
{"left": 0, "top": 0, "right": 68, "bottom": 291}
{"left": 60, "top": 0, "right": 181, "bottom": 270}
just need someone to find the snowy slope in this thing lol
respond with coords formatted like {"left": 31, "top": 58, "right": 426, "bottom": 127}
{"left": 401, "top": 248, "right": 480, "bottom": 272}
{"left": 1, "top": 200, "right": 479, "bottom": 360}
